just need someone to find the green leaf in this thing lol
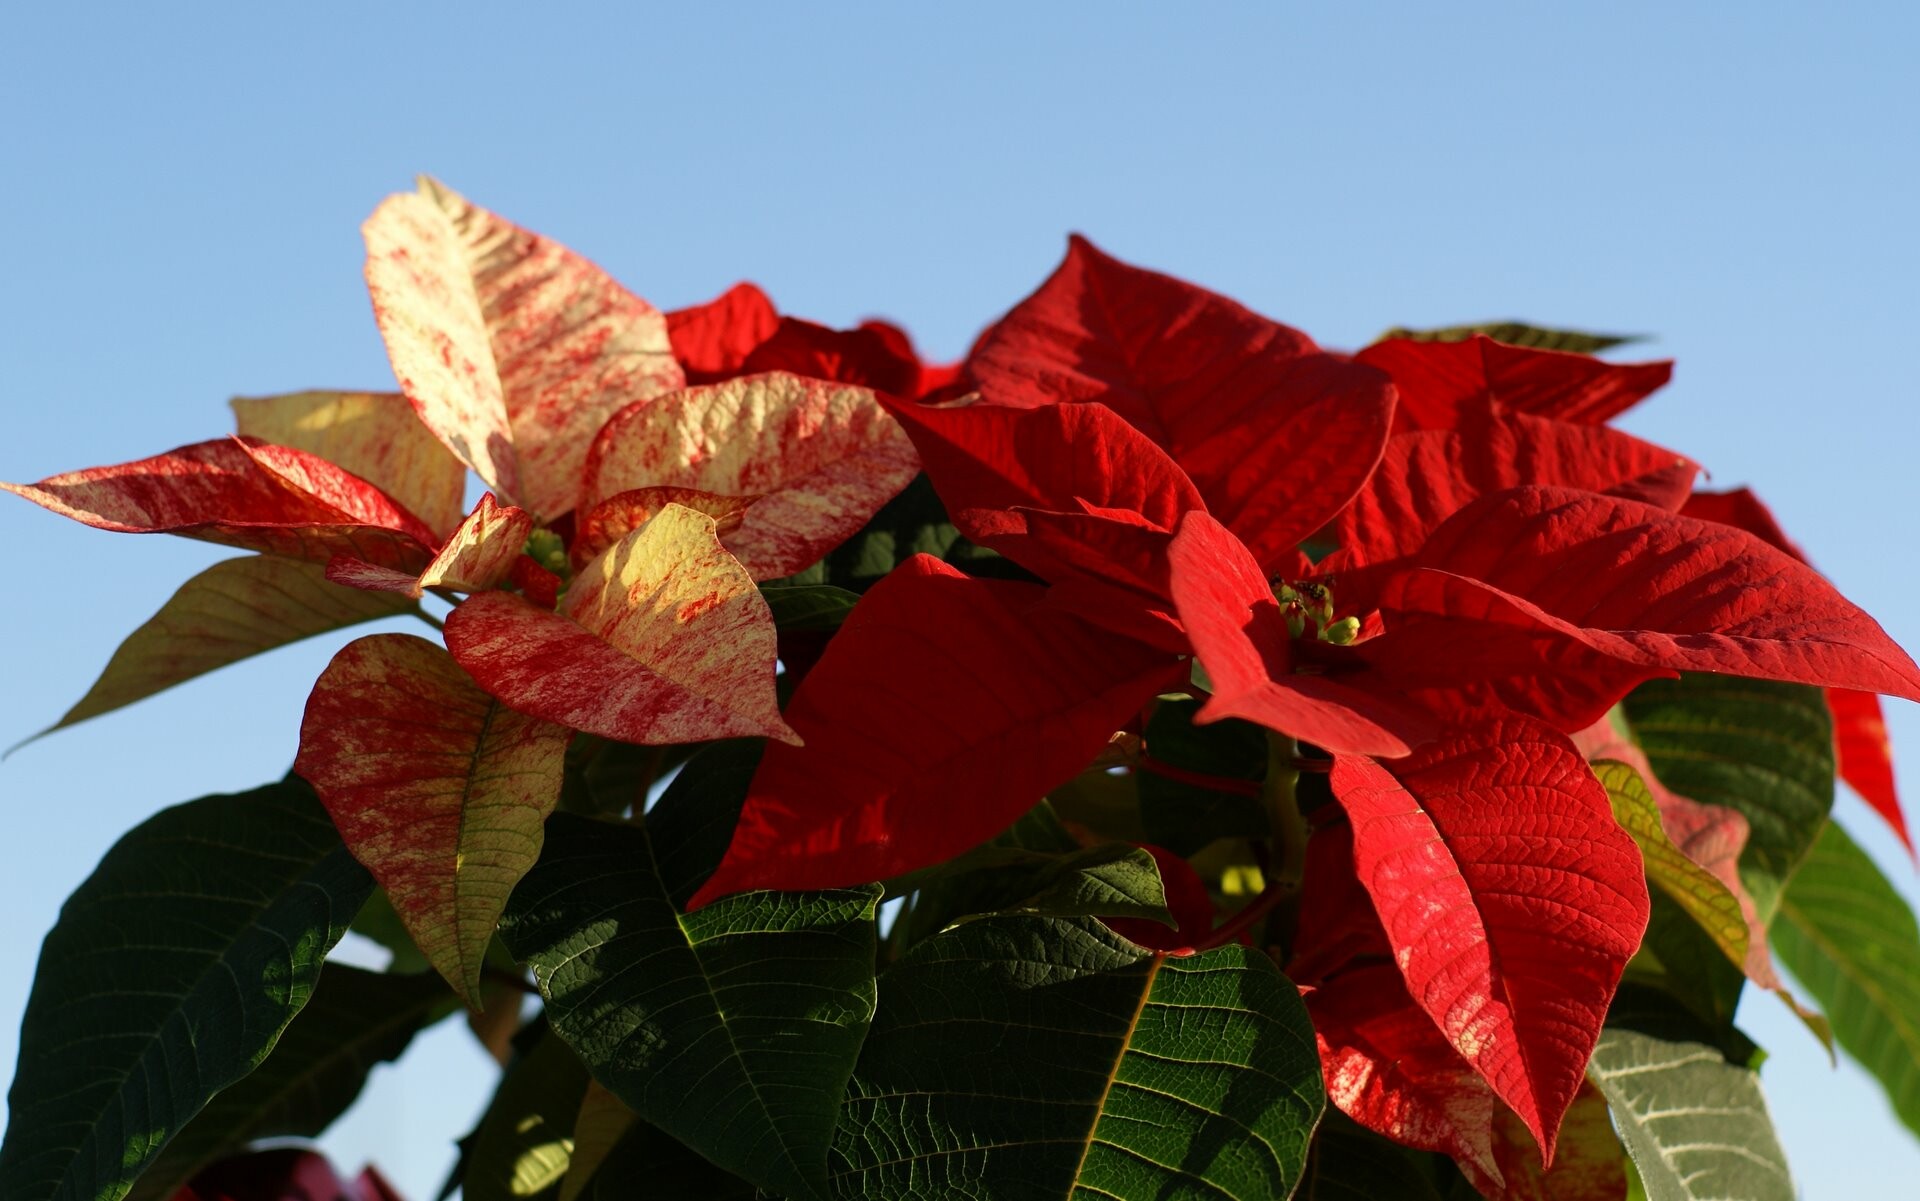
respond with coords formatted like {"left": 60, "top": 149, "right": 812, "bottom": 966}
{"left": 1137, "top": 698, "right": 1267, "bottom": 856}
{"left": 1587, "top": 1027, "right": 1793, "bottom": 1201}
{"left": 1621, "top": 674, "right": 1834, "bottom": 921}
{"left": 1771, "top": 819, "right": 1920, "bottom": 1137}
{"left": 760, "top": 583, "right": 862, "bottom": 631}
{"left": 125, "top": 964, "right": 453, "bottom": 1201}
{"left": 500, "top": 813, "right": 879, "bottom": 1200}
{"left": 1595, "top": 760, "right": 1749, "bottom": 968}
{"left": 1629, "top": 894, "right": 1748, "bottom": 1035}
{"left": 465, "top": 1030, "right": 591, "bottom": 1201}
{"left": 1300, "top": 1112, "right": 1447, "bottom": 1200}
{"left": 1376, "top": 321, "right": 1642, "bottom": 354}
{"left": 832, "top": 915, "right": 1324, "bottom": 1200}
{"left": 0, "top": 779, "right": 374, "bottom": 1201}
{"left": 645, "top": 739, "right": 762, "bottom": 908}
{"left": 895, "top": 842, "right": 1173, "bottom": 948}
{"left": 588, "top": 1121, "right": 759, "bottom": 1201}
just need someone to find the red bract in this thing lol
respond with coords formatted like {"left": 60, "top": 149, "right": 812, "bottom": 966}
{"left": 688, "top": 556, "right": 1183, "bottom": 905}
{"left": 1330, "top": 715, "right": 1649, "bottom": 1158}
{"left": 1318, "top": 404, "right": 1698, "bottom": 585}
{"left": 1683, "top": 486, "right": 1910, "bottom": 851}
{"left": 667, "top": 280, "right": 953, "bottom": 397}
{"left": 1166, "top": 510, "right": 1437, "bottom": 757}
{"left": 16, "top": 188, "right": 1920, "bottom": 1201}
{"left": 964, "top": 235, "right": 1396, "bottom": 569}
{"left": 1, "top": 437, "right": 438, "bottom": 571}
{"left": 1391, "top": 486, "right": 1920, "bottom": 702}
{"left": 1355, "top": 333, "right": 1673, "bottom": 433}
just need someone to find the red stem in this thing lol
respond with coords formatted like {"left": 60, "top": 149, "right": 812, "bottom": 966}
{"left": 1133, "top": 753, "right": 1262, "bottom": 797}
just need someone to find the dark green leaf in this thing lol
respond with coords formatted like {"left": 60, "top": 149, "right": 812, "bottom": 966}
{"left": 127, "top": 965, "right": 453, "bottom": 1201}
{"left": 1622, "top": 674, "right": 1834, "bottom": 921}
{"left": 559, "top": 736, "right": 692, "bottom": 818}
{"left": 895, "top": 842, "right": 1173, "bottom": 948}
{"left": 465, "top": 1030, "right": 591, "bottom": 1201}
{"left": 1771, "top": 819, "right": 1920, "bottom": 1137}
{"left": 1587, "top": 1026, "right": 1793, "bottom": 1201}
{"left": 1376, "top": 321, "right": 1642, "bottom": 354}
{"left": 832, "top": 915, "right": 1323, "bottom": 1200}
{"left": 646, "top": 739, "right": 762, "bottom": 909}
{"left": 589, "top": 1120, "right": 759, "bottom": 1201}
{"left": 1138, "top": 699, "right": 1267, "bottom": 856}
{"left": 501, "top": 814, "right": 879, "bottom": 1200}
{"left": 1627, "top": 895, "right": 1749, "bottom": 1037}
{"left": 760, "top": 583, "right": 862, "bottom": 631}
{"left": 0, "top": 779, "right": 373, "bottom": 1201}
{"left": 1301, "top": 1112, "right": 1446, "bottom": 1200}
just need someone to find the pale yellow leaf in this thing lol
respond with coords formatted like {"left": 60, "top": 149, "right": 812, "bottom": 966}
{"left": 231, "top": 390, "right": 469, "bottom": 539}
{"left": 296, "top": 634, "right": 571, "bottom": 1006}
{"left": 582, "top": 371, "right": 917, "bottom": 578}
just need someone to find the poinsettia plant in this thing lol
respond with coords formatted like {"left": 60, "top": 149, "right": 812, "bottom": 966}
{"left": 3, "top": 178, "right": 1918, "bottom": 1201}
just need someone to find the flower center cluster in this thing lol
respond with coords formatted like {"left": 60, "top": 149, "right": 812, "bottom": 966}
{"left": 1272, "top": 580, "right": 1359, "bottom": 645}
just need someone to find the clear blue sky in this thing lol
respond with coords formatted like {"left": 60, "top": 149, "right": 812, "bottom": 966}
{"left": 3, "top": 4, "right": 1916, "bottom": 1197}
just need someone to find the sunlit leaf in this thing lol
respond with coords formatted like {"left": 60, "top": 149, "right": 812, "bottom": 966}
{"left": 362, "top": 177, "right": 683, "bottom": 516}
{"left": 1375, "top": 321, "right": 1643, "bottom": 355}
{"left": 296, "top": 634, "right": 569, "bottom": 1005}
{"left": 464, "top": 1030, "right": 589, "bottom": 1201}
{"left": 583, "top": 372, "right": 918, "bottom": 579}
{"left": 231, "top": 389, "right": 468, "bottom": 539}
{"left": 500, "top": 813, "right": 879, "bottom": 1200}
{"left": 832, "top": 914, "right": 1323, "bottom": 1200}
{"left": 1587, "top": 1028, "right": 1793, "bottom": 1201}
{"left": 447, "top": 505, "right": 795, "bottom": 746}
{"left": 1771, "top": 820, "right": 1920, "bottom": 1137}
{"left": 1621, "top": 674, "right": 1835, "bottom": 923}
{"left": 559, "top": 1082, "right": 635, "bottom": 1201}
{"left": 1592, "top": 761, "right": 1749, "bottom": 972}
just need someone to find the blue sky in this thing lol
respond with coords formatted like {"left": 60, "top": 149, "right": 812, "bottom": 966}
{"left": 2, "top": 4, "right": 1916, "bottom": 1197}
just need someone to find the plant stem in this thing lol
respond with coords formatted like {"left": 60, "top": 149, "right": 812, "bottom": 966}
{"left": 1133, "top": 753, "right": 1263, "bottom": 797}
{"left": 409, "top": 605, "right": 445, "bottom": 633}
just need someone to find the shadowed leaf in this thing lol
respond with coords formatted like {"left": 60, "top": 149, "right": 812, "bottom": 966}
{"left": 0, "top": 780, "right": 373, "bottom": 1201}
{"left": 125, "top": 965, "right": 452, "bottom": 1201}
{"left": 500, "top": 813, "right": 879, "bottom": 1200}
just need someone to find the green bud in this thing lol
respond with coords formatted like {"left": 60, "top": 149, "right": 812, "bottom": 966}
{"left": 1321, "top": 616, "right": 1361, "bottom": 646}
{"left": 525, "top": 528, "right": 571, "bottom": 579}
